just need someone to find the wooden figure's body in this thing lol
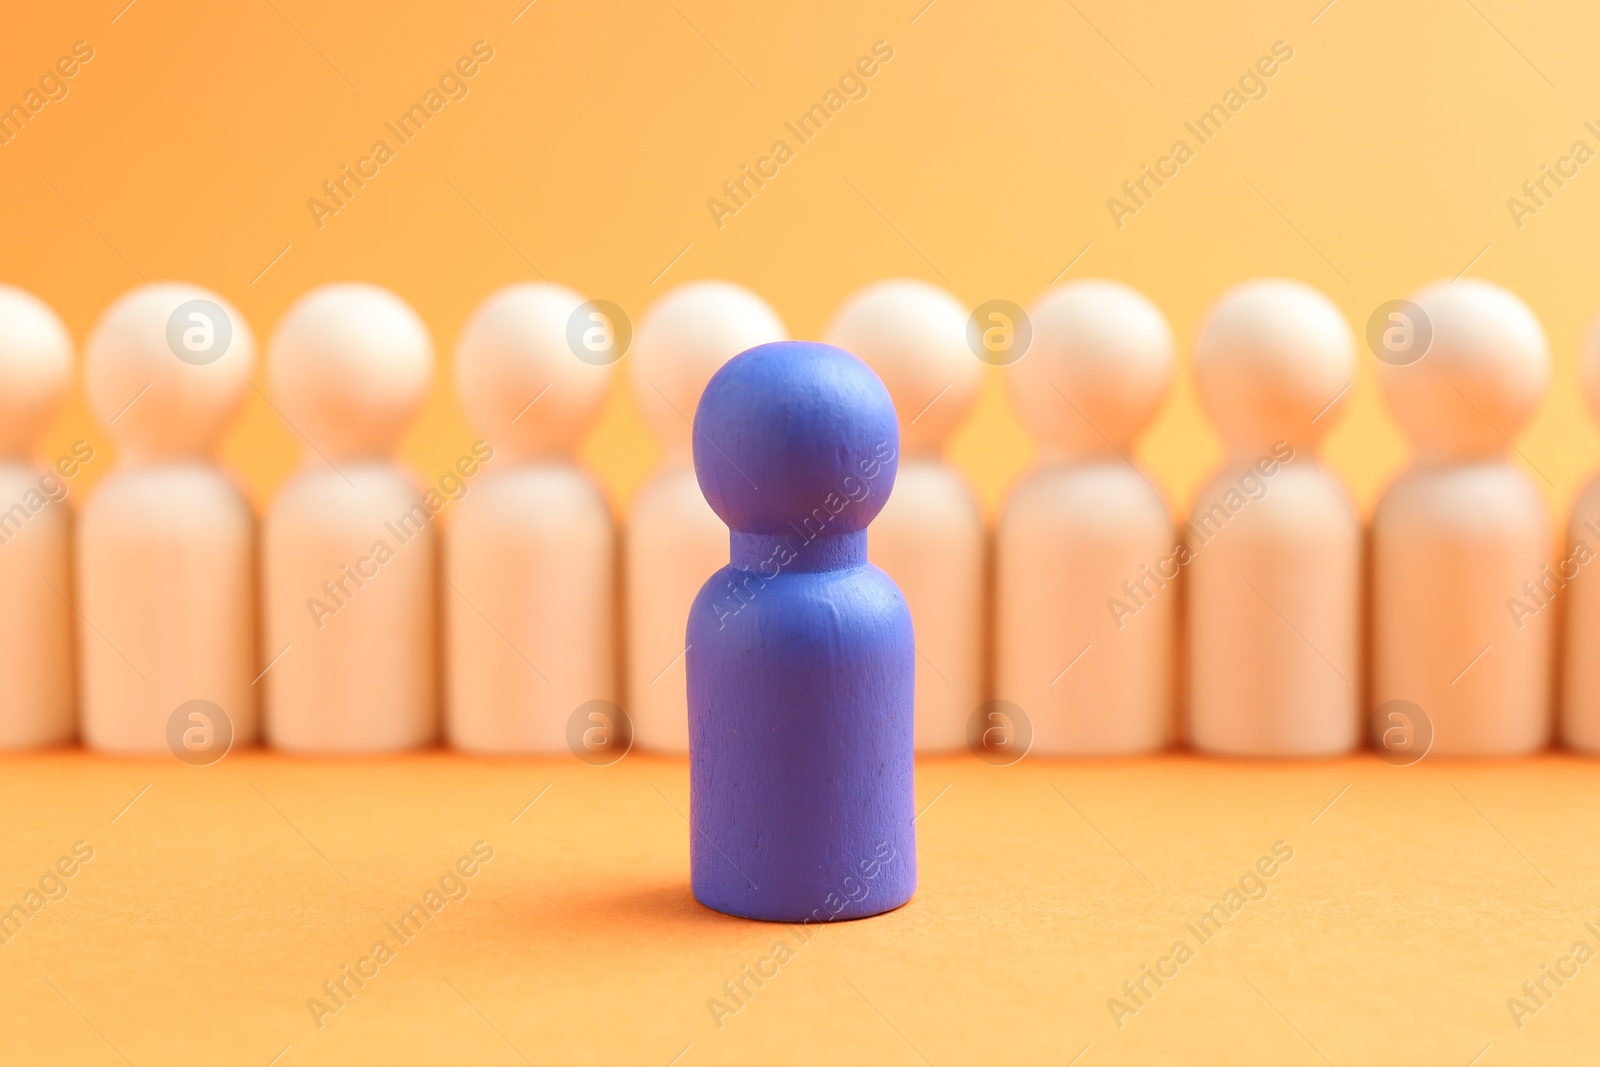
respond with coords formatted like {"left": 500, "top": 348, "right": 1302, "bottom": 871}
{"left": 626, "top": 463, "right": 725, "bottom": 748}
{"left": 1188, "top": 460, "right": 1360, "bottom": 753}
{"left": 78, "top": 283, "right": 257, "bottom": 753}
{"left": 265, "top": 465, "right": 435, "bottom": 750}
{"left": 0, "top": 464, "right": 74, "bottom": 747}
{"left": 997, "top": 456, "right": 1172, "bottom": 753}
{"left": 627, "top": 282, "right": 784, "bottom": 752}
{"left": 447, "top": 283, "right": 615, "bottom": 752}
{"left": 1187, "top": 280, "right": 1360, "bottom": 756}
{"left": 867, "top": 459, "right": 983, "bottom": 749}
{"left": 263, "top": 284, "right": 436, "bottom": 752}
{"left": 448, "top": 466, "right": 612, "bottom": 750}
{"left": 80, "top": 465, "right": 255, "bottom": 751}
{"left": 0, "top": 287, "right": 76, "bottom": 748}
{"left": 996, "top": 281, "right": 1175, "bottom": 754}
{"left": 1373, "top": 280, "right": 1551, "bottom": 755}
{"left": 826, "top": 280, "right": 982, "bottom": 751}
{"left": 1376, "top": 463, "right": 1548, "bottom": 752}
{"left": 688, "top": 341, "right": 915, "bottom": 922}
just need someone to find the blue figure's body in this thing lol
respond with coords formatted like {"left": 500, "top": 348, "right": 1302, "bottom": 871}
{"left": 687, "top": 340, "right": 916, "bottom": 922}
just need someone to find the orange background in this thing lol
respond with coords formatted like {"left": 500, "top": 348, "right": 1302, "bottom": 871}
{"left": 5, "top": 0, "right": 1599, "bottom": 522}
{"left": 7, "top": 752, "right": 1600, "bottom": 1067}
{"left": 7, "top": 3, "right": 1600, "bottom": 1066}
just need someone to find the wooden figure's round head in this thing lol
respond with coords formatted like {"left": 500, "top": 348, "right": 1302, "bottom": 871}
{"left": 1013, "top": 280, "right": 1173, "bottom": 454}
{"left": 0, "top": 286, "right": 72, "bottom": 459}
{"left": 824, "top": 279, "right": 978, "bottom": 457}
{"left": 268, "top": 283, "right": 433, "bottom": 462}
{"left": 85, "top": 282, "right": 255, "bottom": 462}
{"left": 1378, "top": 279, "right": 1547, "bottom": 460}
{"left": 693, "top": 341, "right": 898, "bottom": 537}
{"left": 632, "top": 281, "right": 785, "bottom": 455}
{"left": 1195, "top": 278, "right": 1354, "bottom": 452}
{"left": 455, "top": 283, "right": 612, "bottom": 459}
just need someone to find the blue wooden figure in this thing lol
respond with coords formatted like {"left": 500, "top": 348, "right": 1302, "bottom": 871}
{"left": 687, "top": 340, "right": 916, "bottom": 922}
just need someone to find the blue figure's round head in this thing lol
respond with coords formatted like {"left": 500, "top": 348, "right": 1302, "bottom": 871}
{"left": 693, "top": 341, "right": 900, "bottom": 536}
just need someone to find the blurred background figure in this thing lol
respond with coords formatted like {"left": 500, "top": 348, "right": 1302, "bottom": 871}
{"left": 1373, "top": 280, "right": 1551, "bottom": 756}
{"left": 1187, "top": 279, "right": 1359, "bottom": 756}
{"left": 627, "top": 281, "right": 785, "bottom": 752}
{"left": 996, "top": 281, "right": 1175, "bottom": 754}
{"left": 263, "top": 283, "right": 436, "bottom": 752}
{"left": 0, "top": 286, "right": 76, "bottom": 748}
{"left": 827, "top": 279, "right": 982, "bottom": 751}
{"left": 447, "top": 283, "right": 616, "bottom": 753}
{"left": 78, "top": 283, "right": 256, "bottom": 755}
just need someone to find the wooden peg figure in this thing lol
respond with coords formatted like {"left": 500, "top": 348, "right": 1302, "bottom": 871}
{"left": 996, "top": 281, "right": 1175, "bottom": 754}
{"left": 263, "top": 284, "right": 436, "bottom": 752}
{"left": 688, "top": 341, "right": 915, "bottom": 922}
{"left": 627, "top": 282, "right": 785, "bottom": 752}
{"left": 1373, "top": 279, "right": 1551, "bottom": 755}
{"left": 78, "top": 284, "right": 257, "bottom": 754}
{"left": 826, "top": 279, "right": 983, "bottom": 751}
{"left": 1188, "top": 279, "right": 1360, "bottom": 756}
{"left": 0, "top": 286, "right": 76, "bottom": 748}
{"left": 448, "top": 284, "right": 616, "bottom": 752}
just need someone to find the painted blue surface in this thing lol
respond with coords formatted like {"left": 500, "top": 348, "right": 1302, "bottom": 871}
{"left": 687, "top": 341, "right": 917, "bottom": 922}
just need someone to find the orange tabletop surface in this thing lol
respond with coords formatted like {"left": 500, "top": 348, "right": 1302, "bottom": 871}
{"left": 1, "top": 750, "right": 1595, "bottom": 1066}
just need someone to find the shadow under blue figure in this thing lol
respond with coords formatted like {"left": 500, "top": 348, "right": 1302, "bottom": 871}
{"left": 686, "top": 340, "right": 917, "bottom": 922}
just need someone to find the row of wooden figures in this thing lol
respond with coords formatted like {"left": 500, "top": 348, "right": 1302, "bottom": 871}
{"left": 0, "top": 275, "right": 1592, "bottom": 758}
